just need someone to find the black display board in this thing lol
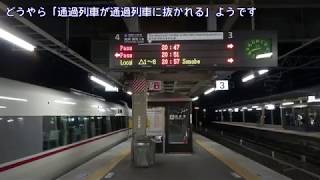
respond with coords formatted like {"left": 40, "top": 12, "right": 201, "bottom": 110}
{"left": 109, "top": 31, "right": 277, "bottom": 70}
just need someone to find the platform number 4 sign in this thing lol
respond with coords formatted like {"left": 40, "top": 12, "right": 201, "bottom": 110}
{"left": 215, "top": 80, "right": 229, "bottom": 91}
{"left": 114, "top": 34, "right": 120, "bottom": 40}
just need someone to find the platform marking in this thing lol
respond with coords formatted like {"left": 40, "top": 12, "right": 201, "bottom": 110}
{"left": 231, "top": 172, "right": 242, "bottom": 179}
{"left": 196, "top": 139, "right": 260, "bottom": 180}
{"left": 86, "top": 148, "right": 130, "bottom": 180}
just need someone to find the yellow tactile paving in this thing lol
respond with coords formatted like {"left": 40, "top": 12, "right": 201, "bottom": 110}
{"left": 196, "top": 139, "right": 261, "bottom": 180}
{"left": 87, "top": 149, "right": 131, "bottom": 180}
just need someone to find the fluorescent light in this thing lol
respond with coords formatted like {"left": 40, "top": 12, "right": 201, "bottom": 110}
{"left": 234, "top": 108, "right": 239, "bottom": 112}
{"left": 265, "top": 104, "right": 275, "bottom": 110}
{"left": 256, "top": 52, "right": 273, "bottom": 59}
{"left": 256, "top": 107, "right": 262, "bottom": 110}
{"left": 247, "top": 108, "right": 253, "bottom": 111}
{"left": 242, "top": 106, "right": 248, "bottom": 110}
{"left": 0, "top": 96, "right": 28, "bottom": 102}
{"left": 90, "top": 76, "right": 118, "bottom": 92}
{"left": 204, "top": 87, "right": 216, "bottom": 95}
{"left": 192, "top": 96, "right": 199, "bottom": 101}
{"left": 252, "top": 105, "right": 259, "bottom": 109}
{"left": 228, "top": 108, "right": 233, "bottom": 112}
{"left": 223, "top": 109, "right": 227, "bottom": 112}
{"left": 242, "top": 74, "right": 255, "bottom": 82}
{"left": 307, "top": 96, "right": 320, "bottom": 103}
{"left": 194, "top": 107, "right": 200, "bottom": 110}
{"left": 7, "top": 119, "right": 14, "bottom": 123}
{"left": 0, "top": 106, "right": 6, "bottom": 109}
{"left": 0, "top": 28, "right": 35, "bottom": 52}
{"left": 127, "top": 91, "right": 133, "bottom": 95}
{"left": 258, "top": 69, "right": 269, "bottom": 75}
{"left": 54, "top": 100, "right": 76, "bottom": 105}
{"left": 282, "top": 102, "right": 294, "bottom": 106}
{"left": 105, "top": 85, "right": 119, "bottom": 92}
{"left": 293, "top": 104, "right": 307, "bottom": 108}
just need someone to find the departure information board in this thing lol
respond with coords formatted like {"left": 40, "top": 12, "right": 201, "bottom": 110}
{"left": 109, "top": 32, "right": 277, "bottom": 70}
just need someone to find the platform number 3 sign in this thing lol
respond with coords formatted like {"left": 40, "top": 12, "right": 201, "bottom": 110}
{"left": 215, "top": 80, "right": 229, "bottom": 91}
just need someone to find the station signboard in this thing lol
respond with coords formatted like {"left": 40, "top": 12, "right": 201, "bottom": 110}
{"left": 215, "top": 80, "right": 229, "bottom": 91}
{"left": 109, "top": 31, "right": 277, "bottom": 70}
{"left": 148, "top": 80, "right": 162, "bottom": 91}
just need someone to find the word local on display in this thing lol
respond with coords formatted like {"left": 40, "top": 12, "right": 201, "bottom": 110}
{"left": 6, "top": 6, "right": 256, "bottom": 18}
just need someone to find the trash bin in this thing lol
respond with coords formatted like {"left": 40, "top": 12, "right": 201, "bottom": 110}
{"left": 133, "top": 136, "right": 155, "bottom": 167}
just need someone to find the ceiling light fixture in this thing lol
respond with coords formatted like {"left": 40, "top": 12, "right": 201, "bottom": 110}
{"left": 0, "top": 96, "right": 28, "bottom": 102}
{"left": 90, "top": 76, "right": 118, "bottom": 92}
{"left": 0, "top": 27, "right": 35, "bottom": 52}
{"left": 242, "top": 74, "right": 255, "bottom": 83}
{"left": 256, "top": 52, "right": 273, "bottom": 59}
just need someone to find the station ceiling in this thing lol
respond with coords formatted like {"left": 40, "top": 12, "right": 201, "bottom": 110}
{"left": 1, "top": 0, "right": 320, "bottom": 106}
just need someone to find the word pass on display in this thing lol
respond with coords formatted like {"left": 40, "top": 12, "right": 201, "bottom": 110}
{"left": 109, "top": 32, "right": 278, "bottom": 70}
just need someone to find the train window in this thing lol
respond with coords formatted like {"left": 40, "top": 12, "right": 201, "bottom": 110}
{"left": 0, "top": 113, "right": 129, "bottom": 164}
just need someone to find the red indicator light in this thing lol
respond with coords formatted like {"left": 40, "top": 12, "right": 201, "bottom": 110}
{"left": 173, "top": 44, "right": 181, "bottom": 50}
{"left": 115, "top": 52, "right": 133, "bottom": 59}
{"left": 162, "top": 59, "right": 169, "bottom": 65}
{"left": 119, "top": 45, "right": 133, "bottom": 51}
{"left": 227, "top": 43, "right": 234, "bottom": 49}
{"left": 161, "top": 43, "right": 181, "bottom": 66}
{"left": 161, "top": 44, "right": 169, "bottom": 51}
{"left": 227, "top": 58, "right": 234, "bottom": 64}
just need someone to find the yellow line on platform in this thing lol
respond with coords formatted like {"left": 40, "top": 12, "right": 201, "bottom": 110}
{"left": 87, "top": 149, "right": 130, "bottom": 180}
{"left": 196, "top": 139, "right": 260, "bottom": 180}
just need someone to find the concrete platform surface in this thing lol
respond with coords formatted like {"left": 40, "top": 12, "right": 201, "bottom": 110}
{"left": 109, "top": 143, "right": 242, "bottom": 180}
{"left": 58, "top": 134, "right": 291, "bottom": 180}
{"left": 57, "top": 139, "right": 131, "bottom": 180}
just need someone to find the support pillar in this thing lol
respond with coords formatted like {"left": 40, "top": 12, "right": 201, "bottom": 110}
{"left": 259, "top": 108, "right": 265, "bottom": 126}
{"left": 131, "top": 74, "right": 148, "bottom": 160}
{"left": 132, "top": 93, "right": 147, "bottom": 137}
{"left": 280, "top": 108, "right": 284, "bottom": 128}
{"left": 242, "top": 111, "right": 245, "bottom": 123}
{"left": 271, "top": 110, "right": 274, "bottom": 125}
{"left": 195, "top": 110, "right": 198, "bottom": 128}
{"left": 207, "top": 5, "right": 217, "bottom": 31}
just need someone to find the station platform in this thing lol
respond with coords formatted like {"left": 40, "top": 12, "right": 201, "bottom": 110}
{"left": 213, "top": 122, "right": 320, "bottom": 139}
{"left": 58, "top": 134, "right": 290, "bottom": 180}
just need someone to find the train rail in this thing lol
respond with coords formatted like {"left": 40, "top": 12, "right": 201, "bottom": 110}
{"left": 195, "top": 127, "right": 320, "bottom": 180}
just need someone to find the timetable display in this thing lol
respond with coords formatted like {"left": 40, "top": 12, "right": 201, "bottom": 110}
{"left": 109, "top": 32, "right": 277, "bottom": 70}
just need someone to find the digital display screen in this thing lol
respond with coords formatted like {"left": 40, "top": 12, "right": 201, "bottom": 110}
{"left": 109, "top": 32, "right": 277, "bottom": 70}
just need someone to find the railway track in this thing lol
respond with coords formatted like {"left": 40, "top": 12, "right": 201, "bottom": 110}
{"left": 196, "top": 127, "right": 320, "bottom": 180}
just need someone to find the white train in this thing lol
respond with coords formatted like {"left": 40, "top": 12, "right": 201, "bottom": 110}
{"left": 0, "top": 77, "right": 131, "bottom": 180}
